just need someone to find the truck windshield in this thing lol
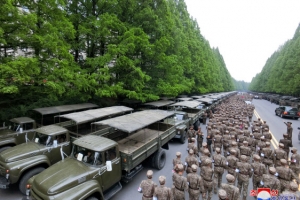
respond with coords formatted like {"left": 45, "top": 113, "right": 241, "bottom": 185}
{"left": 72, "top": 145, "right": 102, "bottom": 166}
{"left": 34, "top": 133, "right": 53, "bottom": 146}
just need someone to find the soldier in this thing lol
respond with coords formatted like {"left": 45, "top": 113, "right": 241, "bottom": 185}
{"left": 201, "top": 159, "right": 214, "bottom": 200}
{"left": 221, "top": 174, "right": 239, "bottom": 200}
{"left": 196, "top": 127, "right": 204, "bottom": 150}
{"left": 229, "top": 141, "right": 240, "bottom": 159}
{"left": 187, "top": 125, "right": 196, "bottom": 143}
{"left": 262, "top": 127, "right": 272, "bottom": 143}
{"left": 213, "top": 147, "right": 227, "bottom": 194}
{"left": 240, "top": 141, "right": 252, "bottom": 162}
{"left": 256, "top": 136, "right": 266, "bottom": 155}
{"left": 199, "top": 149, "right": 210, "bottom": 170}
{"left": 206, "top": 135, "right": 213, "bottom": 154}
{"left": 243, "top": 125, "right": 250, "bottom": 137}
{"left": 236, "top": 130, "right": 245, "bottom": 147}
{"left": 138, "top": 170, "right": 157, "bottom": 200}
{"left": 185, "top": 149, "right": 199, "bottom": 174}
{"left": 222, "top": 130, "right": 231, "bottom": 157}
{"left": 173, "top": 152, "right": 183, "bottom": 173}
{"left": 247, "top": 133, "right": 256, "bottom": 152}
{"left": 281, "top": 182, "right": 300, "bottom": 200}
{"left": 213, "top": 130, "right": 223, "bottom": 152}
{"left": 279, "top": 134, "right": 293, "bottom": 158}
{"left": 260, "top": 167, "right": 281, "bottom": 192}
{"left": 251, "top": 155, "right": 267, "bottom": 191}
{"left": 274, "top": 143, "right": 288, "bottom": 167}
{"left": 153, "top": 176, "right": 173, "bottom": 200}
{"left": 199, "top": 142, "right": 208, "bottom": 155}
{"left": 253, "top": 127, "right": 262, "bottom": 143}
{"left": 248, "top": 111, "right": 253, "bottom": 122}
{"left": 284, "top": 122, "right": 293, "bottom": 141}
{"left": 187, "top": 138, "right": 199, "bottom": 157}
{"left": 236, "top": 155, "right": 252, "bottom": 200}
{"left": 187, "top": 164, "right": 204, "bottom": 200}
{"left": 289, "top": 148, "right": 300, "bottom": 179}
{"left": 202, "top": 112, "right": 207, "bottom": 125}
{"left": 226, "top": 149, "right": 239, "bottom": 184}
{"left": 261, "top": 142, "right": 274, "bottom": 171}
{"left": 218, "top": 189, "right": 228, "bottom": 200}
{"left": 172, "top": 164, "right": 188, "bottom": 200}
{"left": 276, "top": 159, "right": 299, "bottom": 193}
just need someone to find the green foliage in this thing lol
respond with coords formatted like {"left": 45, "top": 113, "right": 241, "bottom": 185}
{"left": 0, "top": 0, "right": 235, "bottom": 122}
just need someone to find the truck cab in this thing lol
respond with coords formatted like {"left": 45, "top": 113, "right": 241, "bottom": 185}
{"left": 0, "top": 117, "right": 37, "bottom": 152}
{"left": 0, "top": 125, "right": 71, "bottom": 194}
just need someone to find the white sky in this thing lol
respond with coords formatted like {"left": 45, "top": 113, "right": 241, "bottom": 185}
{"left": 184, "top": 0, "right": 300, "bottom": 82}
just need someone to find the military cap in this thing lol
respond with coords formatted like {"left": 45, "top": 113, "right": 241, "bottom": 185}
{"left": 147, "top": 170, "right": 153, "bottom": 177}
{"left": 158, "top": 176, "right": 166, "bottom": 184}
{"left": 203, "top": 149, "right": 210, "bottom": 155}
{"left": 177, "top": 164, "right": 184, "bottom": 171}
{"left": 269, "top": 167, "right": 276, "bottom": 174}
{"left": 212, "top": 125, "right": 216, "bottom": 127}
{"left": 189, "top": 149, "right": 194, "bottom": 154}
{"left": 226, "top": 174, "right": 235, "bottom": 182}
{"left": 243, "top": 141, "right": 248, "bottom": 145}
{"left": 291, "top": 147, "right": 297, "bottom": 152}
{"left": 207, "top": 126, "right": 211, "bottom": 130}
{"left": 280, "top": 159, "right": 287, "bottom": 165}
{"left": 218, "top": 189, "right": 227, "bottom": 200}
{"left": 191, "top": 164, "right": 198, "bottom": 172}
{"left": 225, "top": 130, "right": 229, "bottom": 134}
{"left": 202, "top": 142, "right": 207, "bottom": 146}
{"left": 240, "top": 155, "right": 247, "bottom": 161}
{"left": 232, "top": 141, "right": 237, "bottom": 146}
{"left": 290, "top": 182, "right": 298, "bottom": 191}
{"left": 231, "top": 135, "right": 235, "bottom": 139}
{"left": 230, "top": 149, "right": 236, "bottom": 154}
{"left": 254, "top": 128, "right": 258, "bottom": 131}
{"left": 250, "top": 133, "right": 253, "bottom": 136}
{"left": 260, "top": 136, "right": 265, "bottom": 140}
{"left": 279, "top": 143, "right": 284, "bottom": 148}
{"left": 244, "top": 125, "right": 248, "bottom": 128}
{"left": 265, "top": 142, "right": 270, "bottom": 146}
{"left": 215, "top": 147, "right": 221, "bottom": 153}
{"left": 191, "top": 137, "right": 195, "bottom": 142}
{"left": 264, "top": 127, "right": 268, "bottom": 130}
{"left": 204, "top": 158, "right": 212, "bottom": 165}
{"left": 253, "top": 154, "right": 261, "bottom": 160}
{"left": 176, "top": 152, "right": 181, "bottom": 156}
{"left": 283, "top": 133, "right": 288, "bottom": 138}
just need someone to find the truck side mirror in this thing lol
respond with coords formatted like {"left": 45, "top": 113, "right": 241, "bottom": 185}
{"left": 106, "top": 161, "right": 112, "bottom": 171}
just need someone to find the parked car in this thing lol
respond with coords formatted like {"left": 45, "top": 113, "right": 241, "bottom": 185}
{"left": 275, "top": 106, "right": 300, "bottom": 119}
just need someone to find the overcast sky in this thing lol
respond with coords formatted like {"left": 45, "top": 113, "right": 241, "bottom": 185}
{"left": 184, "top": 0, "right": 300, "bottom": 82}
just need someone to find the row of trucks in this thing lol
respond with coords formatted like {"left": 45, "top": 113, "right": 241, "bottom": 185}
{"left": 0, "top": 96, "right": 228, "bottom": 199}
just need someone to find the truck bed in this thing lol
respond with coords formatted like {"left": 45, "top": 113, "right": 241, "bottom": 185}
{"left": 118, "top": 128, "right": 164, "bottom": 154}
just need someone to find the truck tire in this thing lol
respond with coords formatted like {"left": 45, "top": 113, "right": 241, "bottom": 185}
{"left": 179, "top": 132, "right": 186, "bottom": 144}
{"left": 0, "top": 146, "right": 11, "bottom": 153}
{"left": 19, "top": 167, "right": 45, "bottom": 195}
{"left": 152, "top": 149, "right": 166, "bottom": 170}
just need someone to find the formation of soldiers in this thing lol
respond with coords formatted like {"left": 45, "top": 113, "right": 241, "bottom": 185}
{"left": 138, "top": 95, "right": 300, "bottom": 200}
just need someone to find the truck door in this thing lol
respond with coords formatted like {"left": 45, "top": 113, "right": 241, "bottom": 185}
{"left": 101, "top": 146, "right": 121, "bottom": 190}
{"left": 49, "top": 133, "right": 71, "bottom": 164}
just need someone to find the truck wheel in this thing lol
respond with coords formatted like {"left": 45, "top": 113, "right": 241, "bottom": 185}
{"left": 86, "top": 197, "right": 98, "bottom": 200}
{"left": 0, "top": 146, "right": 11, "bottom": 153}
{"left": 19, "top": 167, "right": 45, "bottom": 195}
{"left": 179, "top": 132, "right": 186, "bottom": 144}
{"left": 152, "top": 149, "right": 166, "bottom": 170}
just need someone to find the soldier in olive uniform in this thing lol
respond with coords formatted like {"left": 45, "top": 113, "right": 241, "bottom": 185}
{"left": 243, "top": 125, "right": 250, "bottom": 137}
{"left": 187, "top": 138, "right": 199, "bottom": 157}
{"left": 236, "top": 130, "right": 245, "bottom": 147}
{"left": 173, "top": 152, "right": 183, "bottom": 173}
{"left": 138, "top": 170, "right": 157, "bottom": 200}
{"left": 229, "top": 141, "right": 240, "bottom": 159}
{"left": 153, "top": 176, "right": 173, "bottom": 200}
{"left": 276, "top": 159, "right": 299, "bottom": 193}
{"left": 274, "top": 143, "right": 288, "bottom": 167}
{"left": 251, "top": 155, "right": 267, "bottom": 191}
{"left": 240, "top": 141, "right": 252, "bottom": 163}
{"left": 199, "top": 149, "right": 210, "bottom": 170}
{"left": 187, "top": 126, "right": 196, "bottom": 143}
{"left": 199, "top": 142, "right": 208, "bottom": 155}
{"left": 247, "top": 133, "right": 256, "bottom": 152}
{"left": 279, "top": 134, "right": 293, "bottom": 158}
{"left": 196, "top": 127, "right": 204, "bottom": 150}
{"left": 281, "top": 182, "right": 300, "bottom": 200}
{"left": 213, "top": 131, "right": 223, "bottom": 152}
{"left": 187, "top": 164, "right": 204, "bottom": 200}
{"left": 185, "top": 149, "right": 199, "bottom": 174}
{"left": 262, "top": 127, "right": 272, "bottom": 143}
{"left": 284, "top": 122, "right": 293, "bottom": 141}
{"left": 236, "top": 155, "right": 252, "bottom": 200}
{"left": 253, "top": 128, "right": 262, "bottom": 144}
{"left": 226, "top": 149, "right": 239, "bottom": 184}
{"left": 218, "top": 189, "right": 227, "bottom": 200}
{"left": 261, "top": 142, "right": 274, "bottom": 170}
{"left": 201, "top": 159, "right": 214, "bottom": 200}
{"left": 221, "top": 174, "right": 239, "bottom": 200}
{"left": 260, "top": 167, "right": 281, "bottom": 192}
{"left": 290, "top": 148, "right": 300, "bottom": 176}
{"left": 256, "top": 136, "right": 266, "bottom": 155}
{"left": 222, "top": 130, "right": 231, "bottom": 157}
{"left": 213, "top": 147, "right": 227, "bottom": 193}
{"left": 172, "top": 164, "right": 188, "bottom": 200}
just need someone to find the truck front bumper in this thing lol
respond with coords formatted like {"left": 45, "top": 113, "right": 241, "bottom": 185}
{"left": 0, "top": 176, "right": 9, "bottom": 189}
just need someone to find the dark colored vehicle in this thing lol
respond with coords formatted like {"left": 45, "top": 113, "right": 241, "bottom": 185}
{"left": 275, "top": 106, "right": 300, "bottom": 119}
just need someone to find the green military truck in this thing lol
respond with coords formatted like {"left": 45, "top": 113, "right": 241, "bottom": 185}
{"left": 0, "top": 103, "right": 98, "bottom": 153}
{"left": 27, "top": 110, "right": 176, "bottom": 200}
{"left": 0, "top": 106, "right": 133, "bottom": 195}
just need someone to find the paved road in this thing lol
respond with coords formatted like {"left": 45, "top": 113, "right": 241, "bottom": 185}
{"left": 1, "top": 98, "right": 298, "bottom": 199}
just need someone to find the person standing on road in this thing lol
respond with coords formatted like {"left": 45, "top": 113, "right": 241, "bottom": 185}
{"left": 239, "top": 141, "right": 252, "bottom": 163}
{"left": 261, "top": 142, "right": 274, "bottom": 171}
{"left": 281, "top": 182, "right": 300, "bottom": 200}
{"left": 276, "top": 159, "right": 299, "bottom": 193}
{"left": 262, "top": 127, "right": 272, "bottom": 143}
{"left": 138, "top": 170, "right": 157, "bottom": 200}
{"left": 173, "top": 152, "right": 183, "bottom": 173}
{"left": 187, "top": 164, "right": 204, "bottom": 200}
{"left": 221, "top": 174, "right": 239, "bottom": 200}
{"left": 153, "top": 176, "right": 173, "bottom": 200}
{"left": 284, "top": 122, "right": 293, "bottom": 141}
{"left": 213, "top": 130, "right": 223, "bottom": 152}
{"left": 279, "top": 134, "right": 293, "bottom": 158}
{"left": 251, "top": 155, "right": 267, "bottom": 191}
{"left": 185, "top": 149, "right": 199, "bottom": 174}
{"left": 260, "top": 167, "right": 281, "bottom": 192}
{"left": 201, "top": 159, "right": 214, "bottom": 200}
{"left": 196, "top": 127, "right": 204, "bottom": 150}
{"left": 187, "top": 138, "right": 199, "bottom": 157}
{"left": 187, "top": 125, "right": 196, "bottom": 143}
{"left": 236, "top": 155, "right": 252, "bottom": 200}
{"left": 226, "top": 149, "right": 239, "bottom": 184}
{"left": 213, "top": 147, "right": 227, "bottom": 194}
{"left": 289, "top": 148, "right": 300, "bottom": 177}
{"left": 172, "top": 164, "right": 188, "bottom": 200}
{"left": 218, "top": 189, "right": 228, "bottom": 200}
{"left": 274, "top": 143, "right": 288, "bottom": 167}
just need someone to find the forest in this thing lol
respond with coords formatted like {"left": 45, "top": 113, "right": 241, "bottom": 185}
{"left": 0, "top": 0, "right": 235, "bottom": 121}
{"left": 249, "top": 23, "right": 300, "bottom": 95}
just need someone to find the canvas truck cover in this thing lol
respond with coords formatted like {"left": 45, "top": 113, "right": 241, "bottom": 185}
{"left": 169, "top": 101, "right": 202, "bottom": 108}
{"left": 32, "top": 103, "right": 98, "bottom": 115}
{"left": 58, "top": 106, "right": 133, "bottom": 125}
{"left": 142, "top": 100, "right": 175, "bottom": 108}
{"left": 93, "top": 110, "right": 174, "bottom": 133}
